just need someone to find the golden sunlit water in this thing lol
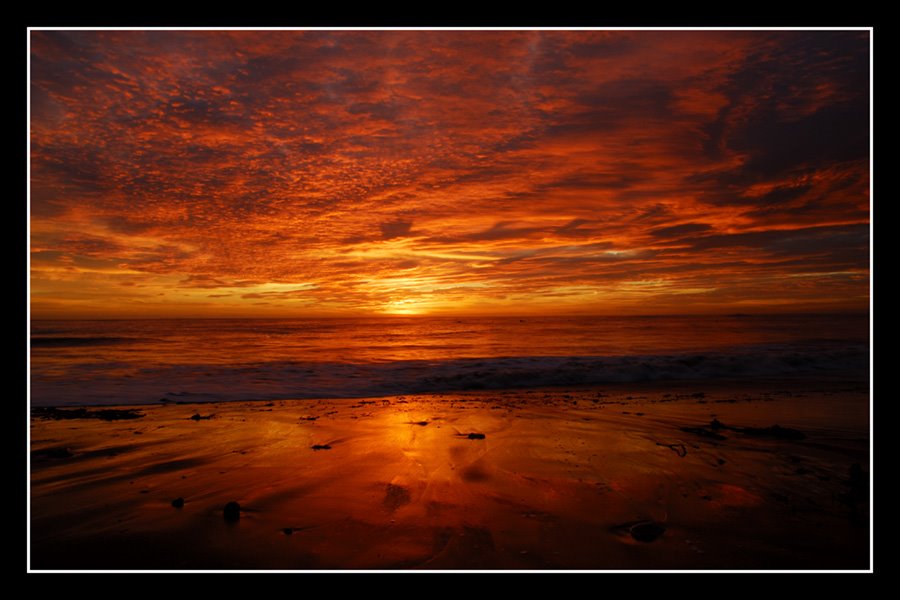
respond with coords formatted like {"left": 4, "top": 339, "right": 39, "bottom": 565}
{"left": 30, "top": 314, "right": 868, "bottom": 406}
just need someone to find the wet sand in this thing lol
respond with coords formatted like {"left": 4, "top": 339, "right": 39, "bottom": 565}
{"left": 30, "top": 379, "right": 870, "bottom": 570}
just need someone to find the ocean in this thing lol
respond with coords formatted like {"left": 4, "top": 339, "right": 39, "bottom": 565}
{"left": 29, "top": 314, "right": 869, "bottom": 407}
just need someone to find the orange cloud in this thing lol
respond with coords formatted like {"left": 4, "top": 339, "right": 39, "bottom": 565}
{"left": 30, "top": 30, "right": 870, "bottom": 318}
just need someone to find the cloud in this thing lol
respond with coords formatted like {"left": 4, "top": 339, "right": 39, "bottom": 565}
{"left": 686, "top": 223, "right": 868, "bottom": 256}
{"left": 649, "top": 223, "right": 713, "bottom": 239}
{"left": 465, "top": 221, "right": 547, "bottom": 242}
{"left": 380, "top": 220, "right": 413, "bottom": 239}
{"left": 180, "top": 275, "right": 260, "bottom": 289}
{"left": 29, "top": 30, "right": 870, "bottom": 317}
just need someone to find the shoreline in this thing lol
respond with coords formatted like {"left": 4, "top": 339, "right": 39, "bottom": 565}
{"left": 29, "top": 373, "right": 870, "bottom": 410}
{"left": 30, "top": 379, "right": 870, "bottom": 570}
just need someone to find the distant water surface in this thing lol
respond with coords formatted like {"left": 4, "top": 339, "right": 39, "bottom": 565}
{"left": 29, "top": 314, "right": 869, "bottom": 406}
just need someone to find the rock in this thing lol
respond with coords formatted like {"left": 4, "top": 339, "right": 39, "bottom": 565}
{"left": 630, "top": 522, "right": 666, "bottom": 543}
{"left": 171, "top": 497, "right": 184, "bottom": 508}
{"left": 467, "top": 433, "right": 486, "bottom": 440}
{"left": 707, "top": 419, "right": 804, "bottom": 440}
{"left": 311, "top": 444, "right": 331, "bottom": 450}
{"left": 656, "top": 442, "right": 687, "bottom": 457}
{"left": 737, "top": 424, "right": 805, "bottom": 440}
{"left": 223, "top": 501, "right": 241, "bottom": 522}
{"left": 31, "top": 407, "right": 144, "bottom": 421}
{"left": 282, "top": 527, "right": 293, "bottom": 535}
{"left": 679, "top": 426, "right": 727, "bottom": 440}
{"left": 33, "top": 446, "right": 74, "bottom": 459}
{"left": 189, "top": 413, "right": 213, "bottom": 421}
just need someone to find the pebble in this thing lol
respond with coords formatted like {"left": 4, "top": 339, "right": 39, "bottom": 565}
{"left": 224, "top": 501, "right": 241, "bottom": 521}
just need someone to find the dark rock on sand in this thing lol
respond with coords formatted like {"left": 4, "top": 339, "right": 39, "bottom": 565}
{"left": 189, "top": 413, "right": 213, "bottom": 421}
{"left": 708, "top": 419, "right": 805, "bottom": 440}
{"left": 223, "top": 501, "right": 241, "bottom": 522}
{"left": 32, "top": 407, "right": 144, "bottom": 421}
{"left": 611, "top": 520, "right": 667, "bottom": 542}
{"left": 656, "top": 442, "right": 687, "bottom": 457}
{"left": 466, "top": 433, "right": 486, "bottom": 440}
{"left": 679, "top": 426, "right": 727, "bottom": 440}
{"left": 282, "top": 528, "right": 293, "bottom": 535}
{"left": 171, "top": 497, "right": 184, "bottom": 508}
{"left": 735, "top": 424, "right": 805, "bottom": 440}
{"left": 311, "top": 444, "right": 332, "bottom": 450}
{"left": 629, "top": 522, "right": 666, "bottom": 543}
{"left": 33, "top": 446, "right": 74, "bottom": 459}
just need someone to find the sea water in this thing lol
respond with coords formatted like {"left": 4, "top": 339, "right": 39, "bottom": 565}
{"left": 29, "top": 314, "right": 869, "bottom": 406}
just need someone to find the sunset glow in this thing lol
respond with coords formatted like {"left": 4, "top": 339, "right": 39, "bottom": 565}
{"left": 29, "top": 30, "right": 870, "bottom": 318}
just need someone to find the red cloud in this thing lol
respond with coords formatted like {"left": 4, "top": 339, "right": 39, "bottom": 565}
{"left": 30, "top": 30, "right": 870, "bottom": 317}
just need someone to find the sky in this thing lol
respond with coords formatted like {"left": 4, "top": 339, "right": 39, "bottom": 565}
{"left": 29, "top": 29, "right": 870, "bottom": 318}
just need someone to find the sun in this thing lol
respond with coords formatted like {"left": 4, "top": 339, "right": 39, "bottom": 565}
{"left": 380, "top": 298, "right": 425, "bottom": 315}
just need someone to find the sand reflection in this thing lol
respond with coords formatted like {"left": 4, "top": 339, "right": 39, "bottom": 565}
{"left": 31, "top": 382, "right": 869, "bottom": 570}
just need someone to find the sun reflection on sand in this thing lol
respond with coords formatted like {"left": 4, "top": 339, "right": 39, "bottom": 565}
{"left": 30, "top": 383, "right": 869, "bottom": 569}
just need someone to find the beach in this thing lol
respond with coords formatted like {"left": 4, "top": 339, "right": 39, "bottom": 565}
{"left": 30, "top": 378, "right": 870, "bottom": 570}
{"left": 29, "top": 28, "right": 872, "bottom": 573}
